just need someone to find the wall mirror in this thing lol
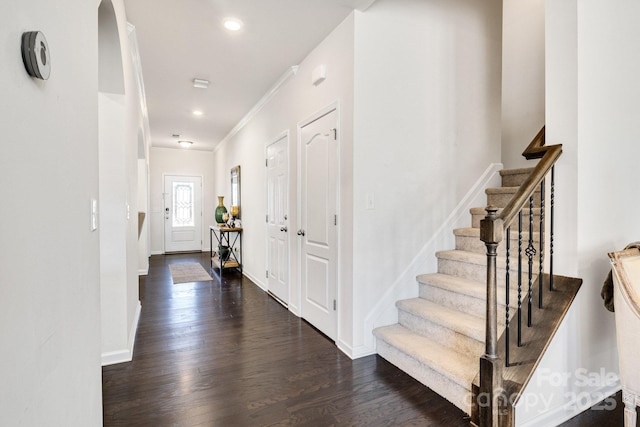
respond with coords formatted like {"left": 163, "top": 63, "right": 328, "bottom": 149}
{"left": 230, "top": 165, "right": 241, "bottom": 218}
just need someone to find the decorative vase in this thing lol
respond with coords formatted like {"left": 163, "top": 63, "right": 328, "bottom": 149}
{"left": 215, "top": 196, "right": 227, "bottom": 225}
{"left": 218, "top": 245, "right": 230, "bottom": 261}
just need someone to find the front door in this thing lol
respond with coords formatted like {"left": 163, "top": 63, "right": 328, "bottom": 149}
{"left": 299, "top": 107, "right": 338, "bottom": 340}
{"left": 266, "top": 134, "right": 289, "bottom": 304}
{"left": 164, "top": 175, "right": 203, "bottom": 252}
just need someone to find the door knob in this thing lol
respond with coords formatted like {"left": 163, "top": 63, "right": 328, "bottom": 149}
{"left": 297, "top": 229, "right": 305, "bottom": 236}
{"left": 280, "top": 226, "right": 288, "bottom": 232}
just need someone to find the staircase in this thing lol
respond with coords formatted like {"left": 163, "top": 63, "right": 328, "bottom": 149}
{"left": 373, "top": 167, "right": 538, "bottom": 415}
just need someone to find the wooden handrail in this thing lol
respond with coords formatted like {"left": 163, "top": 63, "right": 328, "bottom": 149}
{"left": 498, "top": 127, "right": 562, "bottom": 231}
{"left": 522, "top": 126, "right": 547, "bottom": 160}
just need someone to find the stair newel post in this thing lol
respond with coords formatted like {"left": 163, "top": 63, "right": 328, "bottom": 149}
{"left": 479, "top": 206, "right": 505, "bottom": 427}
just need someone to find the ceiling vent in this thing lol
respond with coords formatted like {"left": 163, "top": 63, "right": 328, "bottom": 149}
{"left": 193, "top": 78, "right": 209, "bottom": 89}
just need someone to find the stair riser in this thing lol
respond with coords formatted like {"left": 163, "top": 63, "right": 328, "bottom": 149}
{"left": 487, "top": 191, "right": 541, "bottom": 208}
{"left": 501, "top": 173, "right": 532, "bottom": 187}
{"left": 419, "top": 283, "right": 516, "bottom": 325}
{"left": 376, "top": 340, "right": 472, "bottom": 414}
{"left": 437, "top": 257, "right": 536, "bottom": 287}
{"left": 455, "top": 235, "right": 542, "bottom": 258}
{"left": 470, "top": 210, "right": 542, "bottom": 230}
{"left": 398, "top": 310, "right": 484, "bottom": 356}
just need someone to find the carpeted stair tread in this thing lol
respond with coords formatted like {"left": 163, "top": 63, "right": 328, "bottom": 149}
{"left": 485, "top": 186, "right": 540, "bottom": 195}
{"left": 374, "top": 324, "right": 477, "bottom": 389}
{"left": 396, "top": 298, "right": 484, "bottom": 342}
{"left": 437, "top": 249, "right": 493, "bottom": 266}
{"left": 454, "top": 227, "right": 541, "bottom": 256}
{"left": 437, "top": 249, "right": 531, "bottom": 271}
{"left": 470, "top": 207, "right": 542, "bottom": 229}
{"left": 453, "top": 227, "right": 539, "bottom": 240}
{"left": 499, "top": 167, "right": 535, "bottom": 177}
{"left": 418, "top": 272, "right": 484, "bottom": 294}
{"left": 417, "top": 273, "right": 513, "bottom": 305}
{"left": 469, "top": 207, "right": 541, "bottom": 215}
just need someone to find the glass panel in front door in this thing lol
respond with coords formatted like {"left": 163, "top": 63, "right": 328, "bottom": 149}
{"left": 172, "top": 182, "right": 195, "bottom": 227}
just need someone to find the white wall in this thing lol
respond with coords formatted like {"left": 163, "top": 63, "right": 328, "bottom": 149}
{"left": 501, "top": 0, "right": 545, "bottom": 169}
{"left": 212, "top": 0, "right": 503, "bottom": 359}
{"left": 138, "top": 157, "right": 150, "bottom": 274}
{"left": 212, "top": 14, "right": 355, "bottom": 340}
{"left": 517, "top": 1, "right": 640, "bottom": 425}
{"left": 130, "top": 23, "right": 152, "bottom": 276}
{"left": 149, "top": 147, "right": 216, "bottom": 253}
{"left": 352, "top": 0, "right": 503, "bottom": 356}
{"left": 0, "top": 0, "right": 102, "bottom": 425}
{"left": 99, "top": 0, "right": 144, "bottom": 366}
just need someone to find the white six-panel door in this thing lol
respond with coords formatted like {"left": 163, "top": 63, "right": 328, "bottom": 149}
{"left": 267, "top": 134, "right": 289, "bottom": 304}
{"left": 163, "top": 175, "right": 202, "bottom": 253}
{"left": 299, "top": 108, "right": 338, "bottom": 340}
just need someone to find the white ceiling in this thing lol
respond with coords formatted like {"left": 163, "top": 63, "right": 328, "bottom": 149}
{"left": 124, "top": 0, "right": 375, "bottom": 151}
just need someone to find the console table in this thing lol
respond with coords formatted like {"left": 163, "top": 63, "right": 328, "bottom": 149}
{"left": 210, "top": 226, "right": 243, "bottom": 278}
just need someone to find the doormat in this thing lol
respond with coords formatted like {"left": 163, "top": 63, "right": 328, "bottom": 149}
{"left": 168, "top": 263, "right": 213, "bottom": 284}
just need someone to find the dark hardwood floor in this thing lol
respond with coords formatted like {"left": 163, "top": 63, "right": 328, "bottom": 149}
{"left": 102, "top": 253, "right": 630, "bottom": 426}
{"left": 102, "top": 253, "right": 470, "bottom": 426}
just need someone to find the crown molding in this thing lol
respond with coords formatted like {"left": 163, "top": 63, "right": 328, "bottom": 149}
{"left": 215, "top": 65, "right": 299, "bottom": 152}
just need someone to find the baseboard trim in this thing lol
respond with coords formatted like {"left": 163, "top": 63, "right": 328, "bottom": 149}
{"left": 101, "top": 301, "right": 142, "bottom": 366}
{"left": 151, "top": 250, "right": 163, "bottom": 255}
{"left": 518, "top": 383, "right": 621, "bottom": 427}
{"left": 243, "top": 270, "right": 266, "bottom": 291}
{"left": 336, "top": 340, "right": 355, "bottom": 359}
{"left": 288, "top": 303, "right": 301, "bottom": 318}
{"left": 347, "top": 343, "right": 376, "bottom": 360}
{"left": 138, "top": 268, "right": 148, "bottom": 276}
{"left": 361, "top": 163, "right": 504, "bottom": 354}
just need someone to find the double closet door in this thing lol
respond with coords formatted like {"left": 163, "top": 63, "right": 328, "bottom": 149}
{"left": 266, "top": 107, "right": 339, "bottom": 341}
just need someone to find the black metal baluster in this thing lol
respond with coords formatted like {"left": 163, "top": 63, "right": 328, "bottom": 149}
{"left": 550, "top": 166, "right": 555, "bottom": 291}
{"left": 518, "top": 211, "right": 523, "bottom": 347}
{"left": 526, "top": 195, "right": 536, "bottom": 327}
{"left": 539, "top": 178, "right": 545, "bottom": 309}
{"left": 505, "top": 226, "right": 511, "bottom": 367}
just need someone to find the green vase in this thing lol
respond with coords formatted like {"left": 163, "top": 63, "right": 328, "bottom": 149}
{"left": 215, "top": 196, "right": 227, "bottom": 225}
{"left": 218, "top": 245, "right": 230, "bottom": 261}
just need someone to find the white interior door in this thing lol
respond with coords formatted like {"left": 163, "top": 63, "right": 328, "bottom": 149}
{"left": 164, "top": 175, "right": 202, "bottom": 252}
{"left": 266, "top": 135, "right": 289, "bottom": 304}
{"left": 299, "top": 108, "right": 338, "bottom": 340}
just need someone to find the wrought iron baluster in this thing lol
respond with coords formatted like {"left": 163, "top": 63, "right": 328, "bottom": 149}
{"left": 526, "top": 195, "right": 536, "bottom": 327}
{"left": 550, "top": 166, "right": 555, "bottom": 291}
{"left": 539, "top": 178, "right": 545, "bottom": 309}
{"left": 518, "top": 211, "right": 523, "bottom": 347}
{"left": 505, "top": 226, "right": 511, "bottom": 367}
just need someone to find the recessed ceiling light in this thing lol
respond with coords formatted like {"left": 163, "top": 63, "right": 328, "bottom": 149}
{"left": 192, "top": 110, "right": 203, "bottom": 116}
{"left": 178, "top": 140, "right": 193, "bottom": 148}
{"left": 223, "top": 18, "right": 243, "bottom": 31}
